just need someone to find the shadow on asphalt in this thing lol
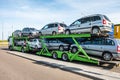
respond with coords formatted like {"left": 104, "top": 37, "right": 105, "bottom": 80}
{"left": 0, "top": 47, "right": 9, "bottom": 50}
{"left": 33, "top": 60, "right": 103, "bottom": 80}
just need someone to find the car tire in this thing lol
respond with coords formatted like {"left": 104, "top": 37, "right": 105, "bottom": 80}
{"left": 21, "top": 47, "right": 25, "bottom": 53}
{"left": 65, "top": 30, "right": 71, "bottom": 35}
{"left": 59, "top": 45, "right": 64, "bottom": 51}
{"left": 92, "top": 27, "right": 101, "bottom": 34}
{"left": 102, "top": 52, "right": 113, "bottom": 61}
{"left": 52, "top": 52, "right": 58, "bottom": 59}
{"left": 62, "top": 53, "right": 68, "bottom": 61}
{"left": 52, "top": 31, "right": 57, "bottom": 35}
{"left": 71, "top": 47, "right": 78, "bottom": 53}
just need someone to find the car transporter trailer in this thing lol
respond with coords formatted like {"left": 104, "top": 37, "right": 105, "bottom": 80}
{"left": 9, "top": 34, "right": 120, "bottom": 66}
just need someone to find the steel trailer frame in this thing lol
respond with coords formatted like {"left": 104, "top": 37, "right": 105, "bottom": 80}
{"left": 36, "top": 34, "right": 99, "bottom": 65}
{"left": 9, "top": 35, "right": 39, "bottom": 52}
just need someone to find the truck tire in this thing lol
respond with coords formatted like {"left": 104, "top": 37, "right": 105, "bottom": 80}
{"left": 52, "top": 52, "right": 58, "bottom": 59}
{"left": 62, "top": 53, "right": 68, "bottom": 61}
{"left": 21, "top": 47, "right": 25, "bottom": 53}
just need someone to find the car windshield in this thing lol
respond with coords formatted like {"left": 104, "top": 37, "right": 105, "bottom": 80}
{"left": 104, "top": 15, "right": 111, "bottom": 22}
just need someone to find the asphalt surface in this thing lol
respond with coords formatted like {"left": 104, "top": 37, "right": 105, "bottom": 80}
{"left": 0, "top": 47, "right": 92, "bottom": 80}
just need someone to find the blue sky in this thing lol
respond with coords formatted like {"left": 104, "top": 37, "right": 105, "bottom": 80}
{"left": 0, "top": 0, "right": 120, "bottom": 40}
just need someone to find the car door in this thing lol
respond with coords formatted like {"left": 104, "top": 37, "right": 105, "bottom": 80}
{"left": 22, "top": 28, "right": 27, "bottom": 35}
{"left": 41, "top": 25, "right": 49, "bottom": 35}
{"left": 103, "top": 39, "right": 116, "bottom": 54}
{"left": 80, "top": 17, "right": 91, "bottom": 33}
{"left": 85, "top": 38, "right": 104, "bottom": 56}
{"left": 80, "top": 38, "right": 93, "bottom": 55}
{"left": 69, "top": 19, "right": 81, "bottom": 33}
{"left": 91, "top": 16, "right": 101, "bottom": 28}
{"left": 48, "top": 40, "right": 58, "bottom": 50}
{"left": 51, "top": 24, "right": 58, "bottom": 33}
{"left": 28, "top": 39, "right": 33, "bottom": 48}
{"left": 48, "top": 24, "right": 55, "bottom": 34}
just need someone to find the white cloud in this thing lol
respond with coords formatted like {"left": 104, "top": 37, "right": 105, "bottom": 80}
{"left": 1, "top": 0, "right": 120, "bottom": 40}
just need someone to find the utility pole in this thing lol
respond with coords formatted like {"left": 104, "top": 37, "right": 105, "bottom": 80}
{"left": 2, "top": 22, "right": 4, "bottom": 40}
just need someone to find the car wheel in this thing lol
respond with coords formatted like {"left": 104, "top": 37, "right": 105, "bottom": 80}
{"left": 52, "top": 31, "right": 57, "bottom": 35}
{"left": 102, "top": 52, "right": 113, "bottom": 61}
{"left": 52, "top": 52, "right": 58, "bottom": 59}
{"left": 65, "top": 30, "right": 71, "bottom": 35}
{"left": 59, "top": 45, "right": 64, "bottom": 51}
{"left": 62, "top": 53, "right": 68, "bottom": 61}
{"left": 71, "top": 47, "right": 78, "bottom": 53}
{"left": 92, "top": 27, "right": 101, "bottom": 34}
{"left": 21, "top": 47, "right": 25, "bottom": 53}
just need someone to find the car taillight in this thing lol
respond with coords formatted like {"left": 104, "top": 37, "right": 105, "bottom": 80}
{"left": 58, "top": 26, "right": 62, "bottom": 30}
{"left": 117, "top": 46, "right": 120, "bottom": 53}
{"left": 103, "top": 19, "right": 107, "bottom": 24}
{"left": 58, "top": 26, "right": 64, "bottom": 32}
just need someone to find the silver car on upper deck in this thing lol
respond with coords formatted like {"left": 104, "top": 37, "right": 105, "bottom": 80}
{"left": 65, "top": 14, "right": 112, "bottom": 35}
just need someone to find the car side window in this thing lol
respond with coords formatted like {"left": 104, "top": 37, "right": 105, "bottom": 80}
{"left": 91, "top": 38, "right": 103, "bottom": 45}
{"left": 81, "top": 38, "right": 91, "bottom": 45}
{"left": 54, "top": 24, "right": 58, "bottom": 27}
{"left": 105, "top": 39, "right": 115, "bottom": 45}
{"left": 43, "top": 25, "right": 48, "bottom": 29}
{"left": 48, "top": 24, "right": 54, "bottom": 28}
{"left": 81, "top": 17, "right": 90, "bottom": 24}
{"left": 23, "top": 28, "right": 27, "bottom": 31}
{"left": 81, "top": 18, "right": 85, "bottom": 24}
{"left": 73, "top": 20, "right": 81, "bottom": 25}
{"left": 92, "top": 16, "right": 101, "bottom": 21}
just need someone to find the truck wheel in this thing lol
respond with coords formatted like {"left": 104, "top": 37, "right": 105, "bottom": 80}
{"left": 9, "top": 46, "right": 13, "bottom": 51}
{"left": 35, "top": 45, "right": 38, "bottom": 49}
{"left": 62, "top": 53, "right": 68, "bottom": 61}
{"left": 21, "top": 47, "right": 25, "bottom": 53}
{"left": 52, "top": 52, "right": 58, "bottom": 59}
{"left": 102, "top": 52, "right": 113, "bottom": 61}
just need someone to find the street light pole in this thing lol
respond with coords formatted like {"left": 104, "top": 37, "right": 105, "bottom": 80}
{"left": 2, "top": 22, "right": 4, "bottom": 40}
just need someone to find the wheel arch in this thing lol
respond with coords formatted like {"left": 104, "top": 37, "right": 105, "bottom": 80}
{"left": 102, "top": 51, "right": 113, "bottom": 57}
{"left": 91, "top": 26, "right": 101, "bottom": 32}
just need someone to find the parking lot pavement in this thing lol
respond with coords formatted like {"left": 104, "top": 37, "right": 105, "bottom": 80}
{"left": 7, "top": 50, "right": 120, "bottom": 80}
